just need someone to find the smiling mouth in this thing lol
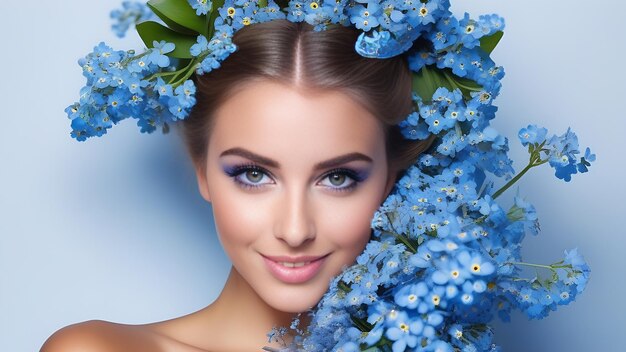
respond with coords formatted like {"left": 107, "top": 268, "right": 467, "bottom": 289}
{"left": 276, "top": 261, "right": 313, "bottom": 267}
{"left": 261, "top": 253, "right": 330, "bottom": 284}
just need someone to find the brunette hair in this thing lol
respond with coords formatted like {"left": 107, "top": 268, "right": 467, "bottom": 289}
{"left": 179, "top": 19, "right": 434, "bottom": 182}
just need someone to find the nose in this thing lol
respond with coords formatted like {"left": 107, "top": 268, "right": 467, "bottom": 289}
{"left": 274, "top": 186, "right": 316, "bottom": 247}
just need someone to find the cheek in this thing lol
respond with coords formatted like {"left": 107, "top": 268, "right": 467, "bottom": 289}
{"left": 319, "top": 193, "right": 379, "bottom": 255}
{"left": 210, "top": 186, "right": 269, "bottom": 252}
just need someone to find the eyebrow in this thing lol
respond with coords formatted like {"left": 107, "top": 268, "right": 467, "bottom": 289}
{"left": 219, "top": 147, "right": 373, "bottom": 170}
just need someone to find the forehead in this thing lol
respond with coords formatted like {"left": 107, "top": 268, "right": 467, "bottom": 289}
{"left": 208, "top": 80, "right": 387, "bottom": 164}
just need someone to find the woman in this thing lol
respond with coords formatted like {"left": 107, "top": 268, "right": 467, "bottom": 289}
{"left": 41, "top": 19, "right": 432, "bottom": 351}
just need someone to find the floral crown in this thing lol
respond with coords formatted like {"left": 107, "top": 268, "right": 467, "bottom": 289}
{"left": 65, "top": 0, "right": 504, "bottom": 143}
{"left": 67, "top": 1, "right": 595, "bottom": 351}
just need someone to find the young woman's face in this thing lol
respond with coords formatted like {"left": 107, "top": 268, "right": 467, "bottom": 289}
{"left": 195, "top": 80, "right": 396, "bottom": 313}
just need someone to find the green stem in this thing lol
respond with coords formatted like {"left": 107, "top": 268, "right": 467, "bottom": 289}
{"left": 170, "top": 59, "right": 199, "bottom": 87}
{"left": 442, "top": 70, "right": 459, "bottom": 90}
{"left": 492, "top": 162, "right": 533, "bottom": 200}
{"left": 380, "top": 230, "right": 417, "bottom": 254}
{"left": 507, "top": 261, "right": 556, "bottom": 272}
{"left": 145, "top": 70, "right": 181, "bottom": 81}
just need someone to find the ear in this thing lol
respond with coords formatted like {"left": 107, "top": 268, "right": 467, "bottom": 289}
{"left": 194, "top": 164, "right": 212, "bottom": 203}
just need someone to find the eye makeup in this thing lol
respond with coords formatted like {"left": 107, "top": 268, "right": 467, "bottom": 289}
{"left": 318, "top": 167, "right": 368, "bottom": 193}
{"left": 221, "top": 162, "right": 370, "bottom": 193}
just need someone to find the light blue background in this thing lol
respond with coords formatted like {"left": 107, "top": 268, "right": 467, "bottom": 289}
{"left": 0, "top": 1, "right": 623, "bottom": 351}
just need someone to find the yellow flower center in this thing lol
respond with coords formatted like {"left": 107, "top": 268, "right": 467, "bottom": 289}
{"left": 419, "top": 5, "right": 428, "bottom": 16}
{"left": 310, "top": 2, "right": 319, "bottom": 10}
{"left": 432, "top": 295, "right": 440, "bottom": 305}
{"left": 472, "top": 264, "right": 481, "bottom": 273}
{"left": 227, "top": 7, "right": 235, "bottom": 16}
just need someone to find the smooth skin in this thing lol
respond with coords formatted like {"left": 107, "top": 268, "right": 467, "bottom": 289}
{"left": 40, "top": 80, "right": 397, "bottom": 351}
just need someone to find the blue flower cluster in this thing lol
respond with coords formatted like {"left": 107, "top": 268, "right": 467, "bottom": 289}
{"left": 68, "top": 0, "right": 509, "bottom": 140}
{"left": 110, "top": 0, "right": 156, "bottom": 38}
{"left": 270, "top": 125, "right": 593, "bottom": 350}
{"left": 518, "top": 125, "right": 596, "bottom": 182}
{"left": 259, "top": 2, "right": 594, "bottom": 351}
{"left": 65, "top": 41, "right": 196, "bottom": 140}
{"left": 189, "top": 0, "right": 288, "bottom": 75}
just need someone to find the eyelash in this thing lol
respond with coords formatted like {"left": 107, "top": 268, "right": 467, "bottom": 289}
{"left": 224, "top": 163, "right": 364, "bottom": 193}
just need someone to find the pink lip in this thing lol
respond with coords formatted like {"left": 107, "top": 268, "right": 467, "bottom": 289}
{"left": 262, "top": 253, "right": 329, "bottom": 284}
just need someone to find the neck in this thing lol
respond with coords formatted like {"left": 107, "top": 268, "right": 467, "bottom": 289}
{"left": 207, "top": 266, "right": 310, "bottom": 350}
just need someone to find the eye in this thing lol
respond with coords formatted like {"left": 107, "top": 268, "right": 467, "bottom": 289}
{"left": 318, "top": 168, "right": 363, "bottom": 192}
{"left": 226, "top": 164, "right": 274, "bottom": 190}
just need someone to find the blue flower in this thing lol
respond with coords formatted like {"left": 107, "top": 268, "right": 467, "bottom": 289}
{"left": 110, "top": 1, "right": 155, "bottom": 38}
{"left": 148, "top": 40, "right": 175, "bottom": 67}
{"left": 174, "top": 80, "right": 197, "bottom": 109}
{"left": 457, "top": 250, "right": 495, "bottom": 276}
{"left": 394, "top": 282, "right": 428, "bottom": 309}
{"left": 187, "top": 0, "right": 212, "bottom": 15}
{"left": 190, "top": 35, "right": 209, "bottom": 57}
{"left": 286, "top": 0, "right": 306, "bottom": 22}
{"left": 152, "top": 78, "right": 171, "bottom": 97}
{"left": 518, "top": 124, "right": 548, "bottom": 146}
{"left": 385, "top": 311, "right": 419, "bottom": 352}
{"left": 405, "top": 2, "right": 438, "bottom": 27}
{"left": 349, "top": 1, "right": 381, "bottom": 31}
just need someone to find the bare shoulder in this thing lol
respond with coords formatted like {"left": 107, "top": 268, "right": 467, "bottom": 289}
{"left": 40, "top": 320, "right": 164, "bottom": 352}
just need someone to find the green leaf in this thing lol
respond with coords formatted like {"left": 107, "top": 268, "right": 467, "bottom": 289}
{"left": 412, "top": 65, "right": 484, "bottom": 104}
{"left": 207, "top": 0, "right": 225, "bottom": 39}
{"left": 136, "top": 21, "right": 197, "bottom": 59}
{"left": 412, "top": 65, "right": 454, "bottom": 102}
{"left": 258, "top": 0, "right": 268, "bottom": 7}
{"left": 479, "top": 30, "right": 504, "bottom": 55}
{"left": 147, "top": 0, "right": 207, "bottom": 35}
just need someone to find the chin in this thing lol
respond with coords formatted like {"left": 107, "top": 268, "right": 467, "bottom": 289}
{"left": 263, "top": 287, "right": 326, "bottom": 313}
{"left": 257, "top": 273, "right": 334, "bottom": 313}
